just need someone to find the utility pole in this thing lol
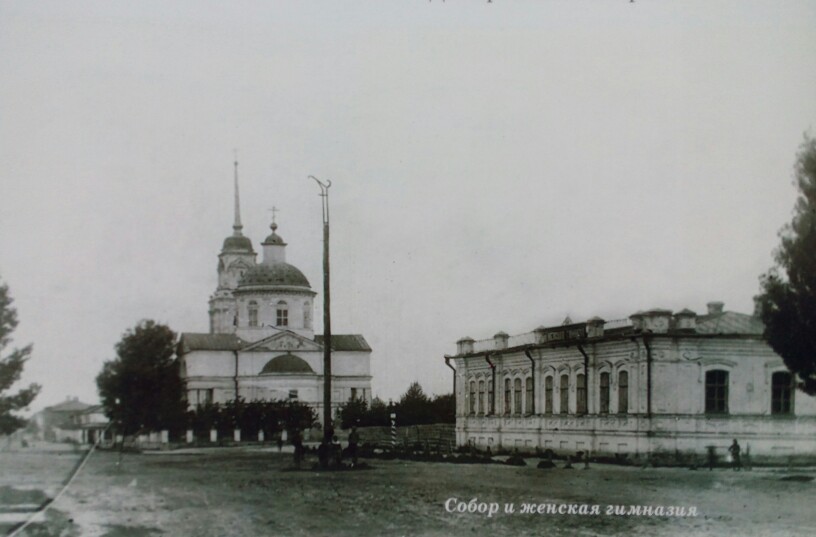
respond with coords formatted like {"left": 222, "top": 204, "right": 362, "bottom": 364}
{"left": 309, "top": 175, "right": 332, "bottom": 444}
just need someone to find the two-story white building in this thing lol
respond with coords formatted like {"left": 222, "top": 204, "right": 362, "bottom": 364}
{"left": 447, "top": 303, "right": 816, "bottom": 460}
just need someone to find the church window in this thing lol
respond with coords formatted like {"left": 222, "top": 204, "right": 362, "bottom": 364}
{"left": 705, "top": 369, "right": 728, "bottom": 414}
{"left": 560, "top": 374, "right": 569, "bottom": 414}
{"left": 576, "top": 374, "right": 587, "bottom": 414}
{"left": 303, "top": 301, "right": 312, "bottom": 328}
{"left": 525, "top": 377, "right": 533, "bottom": 415}
{"left": 771, "top": 372, "right": 794, "bottom": 415}
{"left": 504, "top": 378, "right": 511, "bottom": 415}
{"left": 469, "top": 381, "right": 476, "bottom": 415}
{"left": 487, "top": 379, "right": 493, "bottom": 415}
{"left": 248, "top": 301, "right": 258, "bottom": 327}
{"left": 599, "top": 372, "right": 610, "bottom": 414}
{"left": 618, "top": 371, "right": 629, "bottom": 414}
{"left": 544, "top": 376, "right": 553, "bottom": 414}
{"left": 276, "top": 301, "right": 289, "bottom": 327}
{"left": 477, "top": 380, "right": 485, "bottom": 415}
{"left": 289, "top": 389, "right": 298, "bottom": 400}
{"left": 513, "top": 378, "right": 522, "bottom": 415}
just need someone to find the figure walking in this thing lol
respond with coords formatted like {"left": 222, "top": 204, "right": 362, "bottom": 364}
{"left": 728, "top": 439, "right": 742, "bottom": 471}
{"left": 292, "top": 429, "right": 304, "bottom": 469}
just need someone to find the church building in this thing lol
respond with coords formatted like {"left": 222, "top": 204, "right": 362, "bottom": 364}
{"left": 177, "top": 163, "right": 372, "bottom": 426}
{"left": 448, "top": 303, "right": 816, "bottom": 460}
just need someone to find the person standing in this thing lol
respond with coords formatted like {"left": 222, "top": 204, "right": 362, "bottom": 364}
{"left": 348, "top": 426, "right": 360, "bottom": 467}
{"left": 728, "top": 439, "right": 742, "bottom": 471}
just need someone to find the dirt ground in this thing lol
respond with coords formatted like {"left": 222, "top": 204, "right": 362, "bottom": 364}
{"left": 1, "top": 446, "right": 814, "bottom": 537}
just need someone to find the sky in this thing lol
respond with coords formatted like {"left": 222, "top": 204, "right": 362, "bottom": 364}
{"left": 1, "top": 0, "right": 815, "bottom": 412}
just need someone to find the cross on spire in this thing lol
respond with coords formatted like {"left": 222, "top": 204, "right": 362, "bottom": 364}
{"left": 268, "top": 206, "right": 280, "bottom": 231}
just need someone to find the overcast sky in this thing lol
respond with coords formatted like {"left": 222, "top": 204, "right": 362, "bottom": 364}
{"left": 1, "top": 1, "right": 815, "bottom": 411}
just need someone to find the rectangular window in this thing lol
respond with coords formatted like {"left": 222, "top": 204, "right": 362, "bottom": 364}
{"left": 504, "top": 379, "right": 511, "bottom": 415}
{"left": 618, "top": 371, "right": 628, "bottom": 414}
{"left": 576, "top": 374, "right": 587, "bottom": 414}
{"left": 288, "top": 389, "right": 298, "bottom": 400}
{"left": 487, "top": 379, "right": 494, "bottom": 415}
{"left": 514, "top": 378, "right": 522, "bottom": 415}
{"left": 478, "top": 381, "right": 485, "bottom": 415}
{"left": 469, "top": 381, "right": 476, "bottom": 415}
{"left": 525, "top": 377, "right": 533, "bottom": 415}
{"left": 277, "top": 309, "right": 288, "bottom": 326}
{"left": 560, "top": 374, "right": 569, "bottom": 414}
{"left": 599, "top": 372, "right": 610, "bottom": 414}
{"left": 705, "top": 370, "right": 728, "bottom": 414}
{"left": 545, "top": 377, "right": 553, "bottom": 415}
{"left": 771, "top": 372, "right": 793, "bottom": 415}
{"left": 351, "top": 388, "right": 358, "bottom": 401}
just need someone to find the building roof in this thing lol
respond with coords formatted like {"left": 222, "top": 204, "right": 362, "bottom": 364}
{"left": 314, "top": 334, "right": 372, "bottom": 352}
{"left": 45, "top": 399, "right": 93, "bottom": 413}
{"left": 178, "top": 333, "right": 246, "bottom": 353}
{"left": 696, "top": 311, "right": 764, "bottom": 335}
{"left": 222, "top": 234, "right": 254, "bottom": 253}
{"left": 238, "top": 262, "right": 311, "bottom": 288}
{"left": 178, "top": 333, "right": 371, "bottom": 353}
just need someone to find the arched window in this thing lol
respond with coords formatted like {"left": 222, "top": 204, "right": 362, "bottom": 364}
{"left": 544, "top": 376, "right": 553, "bottom": 415}
{"left": 504, "top": 378, "right": 511, "bottom": 415}
{"left": 469, "top": 381, "right": 476, "bottom": 415}
{"left": 514, "top": 378, "right": 522, "bottom": 415}
{"left": 599, "top": 372, "right": 610, "bottom": 414}
{"left": 771, "top": 371, "right": 793, "bottom": 415}
{"left": 487, "top": 379, "right": 494, "bottom": 415}
{"left": 618, "top": 371, "right": 629, "bottom": 414}
{"left": 576, "top": 374, "right": 587, "bottom": 414}
{"left": 276, "top": 301, "right": 289, "bottom": 327}
{"left": 478, "top": 380, "right": 485, "bottom": 415}
{"left": 560, "top": 374, "right": 569, "bottom": 414}
{"left": 525, "top": 377, "right": 533, "bottom": 415}
{"left": 705, "top": 370, "right": 729, "bottom": 415}
{"left": 303, "top": 301, "right": 312, "bottom": 329}
{"left": 248, "top": 301, "right": 259, "bottom": 327}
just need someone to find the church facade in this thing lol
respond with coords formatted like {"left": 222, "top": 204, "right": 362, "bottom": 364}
{"left": 177, "top": 165, "right": 372, "bottom": 425}
{"left": 448, "top": 303, "right": 816, "bottom": 460}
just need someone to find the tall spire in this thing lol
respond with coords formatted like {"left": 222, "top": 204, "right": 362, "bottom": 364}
{"left": 233, "top": 152, "right": 243, "bottom": 236}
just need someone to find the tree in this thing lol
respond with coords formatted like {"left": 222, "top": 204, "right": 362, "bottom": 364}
{"left": 755, "top": 135, "right": 816, "bottom": 395}
{"left": 395, "top": 381, "right": 433, "bottom": 425}
{"left": 0, "top": 280, "right": 40, "bottom": 435}
{"left": 96, "top": 320, "right": 186, "bottom": 434}
{"left": 338, "top": 396, "right": 369, "bottom": 429}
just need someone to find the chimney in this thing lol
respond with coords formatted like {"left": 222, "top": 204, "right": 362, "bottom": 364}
{"left": 456, "top": 337, "right": 474, "bottom": 355}
{"left": 707, "top": 301, "right": 724, "bottom": 315}
{"left": 494, "top": 331, "right": 509, "bottom": 350}
{"left": 643, "top": 309, "right": 672, "bottom": 333}
{"left": 674, "top": 309, "right": 697, "bottom": 331}
{"left": 586, "top": 317, "right": 605, "bottom": 338}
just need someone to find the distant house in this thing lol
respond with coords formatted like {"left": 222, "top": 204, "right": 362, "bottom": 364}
{"left": 32, "top": 397, "right": 109, "bottom": 444}
{"left": 448, "top": 302, "right": 816, "bottom": 460}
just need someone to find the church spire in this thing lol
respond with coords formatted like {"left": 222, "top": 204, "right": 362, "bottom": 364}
{"left": 233, "top": 154, "right": 243, "bottom": 236}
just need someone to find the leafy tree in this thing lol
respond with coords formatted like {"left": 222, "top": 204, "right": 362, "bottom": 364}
{"left": 367, "top": 396, "right": 390, "bottom": 426}
{"left": 279, "top": 400, "right": 318, "bottom": 436}
{"left": 430, "top": 393, "right": 455, "bottom": 424}
{"left": 0, "top": 280, "right": 40, "bottom": 435}
{"left": 96, "top": 320, "right": 186, "bottom": 434}
{"left": 338, "top": 397, "right": 369, "bottom": 429}
{"left": 396, "top": 381, "right": 433, "bottom": 425}
{"left": 756, "top": 135, "right": 816, "bottom": 395}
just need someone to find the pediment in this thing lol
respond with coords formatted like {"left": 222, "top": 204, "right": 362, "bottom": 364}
{"left": 241, "top": 331, "right": 322, "bottom": 353}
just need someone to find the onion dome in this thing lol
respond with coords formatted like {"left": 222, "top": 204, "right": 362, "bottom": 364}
{"left": 222, "top": 234, "right": 254, "bottom": 253}
{"left": 238, "top": 262, "right": 311, "bottom": 288}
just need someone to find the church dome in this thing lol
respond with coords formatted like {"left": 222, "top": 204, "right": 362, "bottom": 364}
{"left": 262, "top": 222, "right": 286, "bottom": 246}
{"left": 222, "top": 234, "right": 254, "bottom": 253}
{"left": 260, "top": 354, "right": 314, "bottom": 374}
{"left": 238, "top": 262, "right": 311, "bottom": 288}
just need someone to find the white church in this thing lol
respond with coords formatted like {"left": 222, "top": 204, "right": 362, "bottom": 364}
{"left": 177, "top": 164, "right": 372, "bottom": 425}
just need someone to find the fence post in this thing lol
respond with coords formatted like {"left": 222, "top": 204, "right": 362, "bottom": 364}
{"left": 390, "top": 413, "right": 397, "bottom": 449}
{"left": 258, "top": 430, "right": 265, "bottom": 443}
{"left": 186, "top": 430, "right": 194, "bottom": 444}
{"left": 210, "top": 429, "right": 217, "bottom": 443}
{"left": 234, "top": 429, "right": 241, "bottom": 443}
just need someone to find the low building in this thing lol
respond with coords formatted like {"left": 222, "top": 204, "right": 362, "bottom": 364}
{"left": 446, "top": 302, "right": 816, "bottom": 461}
{"left": 32, "top": 397, "right": 92, "bottom": 442}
